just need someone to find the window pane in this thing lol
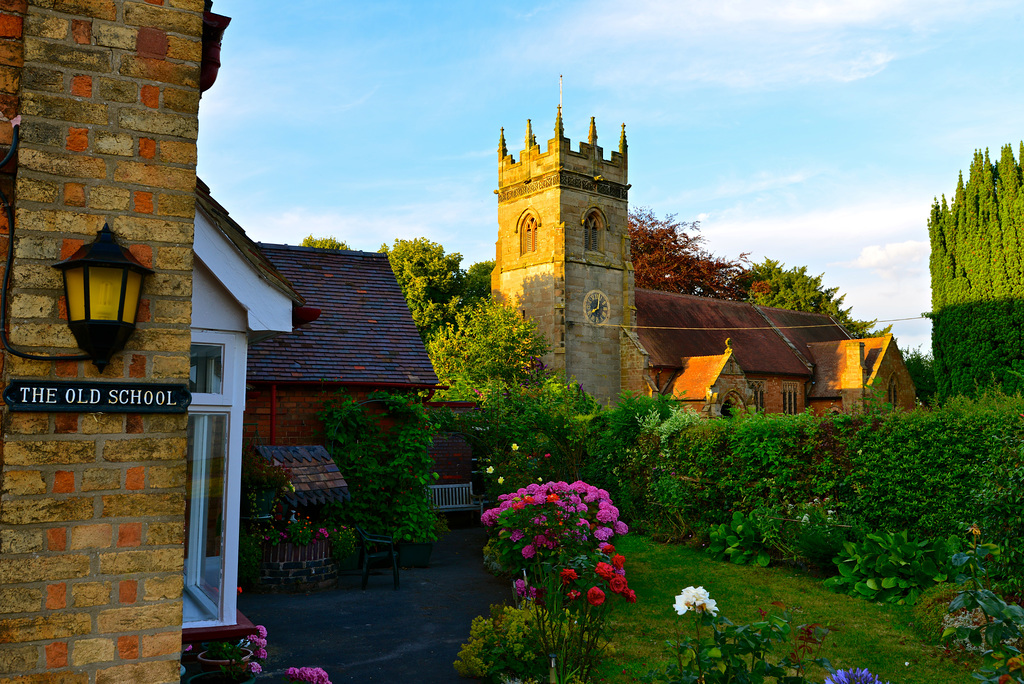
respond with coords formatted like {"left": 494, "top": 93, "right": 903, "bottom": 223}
{"left": 184, "top": 413, "right": 227, "bottom": 621}
{"left": 190, "top": 345, "right": 223, "bottom": 394}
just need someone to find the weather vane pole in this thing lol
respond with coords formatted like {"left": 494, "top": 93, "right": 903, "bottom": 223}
{"left": 559, "top": 74, "right": 562, "bottom": 108}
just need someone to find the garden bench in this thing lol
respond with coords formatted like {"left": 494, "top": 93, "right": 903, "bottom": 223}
{"left": 429, "top": 482, "right": 485, "bottom": 516}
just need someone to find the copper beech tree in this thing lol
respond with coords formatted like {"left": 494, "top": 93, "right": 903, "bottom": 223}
{"left": 627, "top": 207, "right": 751, "bottom": 299}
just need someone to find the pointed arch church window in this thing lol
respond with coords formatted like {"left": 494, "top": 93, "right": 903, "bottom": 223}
{"left": 887, "top": 374, "right": 898, "bottom": 407}
{"left": 584, "top": 211, "right": 602, "bottom": 251}
{"left": 521, "top": 215, "right": 538, "bottom": 255}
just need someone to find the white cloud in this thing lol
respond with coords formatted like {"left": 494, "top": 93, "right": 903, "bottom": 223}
{"left": 841, "top": 240, "right": 929, "bottom": 278}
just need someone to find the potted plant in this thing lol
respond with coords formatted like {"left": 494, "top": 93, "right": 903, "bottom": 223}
{"left": 192, "top": 625, "right": 267, "bottom": 683}
{"left": 395, "top": 510, "right": 449, "bottom": 568}
{"left": 240, "top": 442, "right": 290, "bottom": 518}
{"left": 330, "top": 525, "right": 359, "bottom": 571}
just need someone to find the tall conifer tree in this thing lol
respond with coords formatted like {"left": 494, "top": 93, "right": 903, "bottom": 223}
{"left": 929, "top": 144, "right": 1024, "bottom": 400}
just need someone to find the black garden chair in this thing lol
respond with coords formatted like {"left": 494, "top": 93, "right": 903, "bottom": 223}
{"left": 354, "top": 526, "right": 399, "bottom": 590}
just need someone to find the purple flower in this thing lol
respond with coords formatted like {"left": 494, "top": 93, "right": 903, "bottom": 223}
{"left": 826, "top": 669, "right": 890, "bottom": 684}
{"left": 256, "top": 647, "right": 267, "bottom": 659}
{"left": 596, "top": 509, "right": 615, "bottom": 523}
{"left": 614, "top": 520, "right": 629, "bottom": 535}
{"left": 509, "top": 529, "right": 524, "bottom": 542}
{"left": 594, "top": 527, "right": 613, "bottom": 541}
{"left": 248, "top": 662, "right": 262, "bottom": 674}
{"left": 521, "top": 544, "right": 536, "bottom": 559}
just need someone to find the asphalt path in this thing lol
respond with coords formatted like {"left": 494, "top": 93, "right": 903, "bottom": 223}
{"left": 235, "top": 525, "right": 509, "bottom": 683}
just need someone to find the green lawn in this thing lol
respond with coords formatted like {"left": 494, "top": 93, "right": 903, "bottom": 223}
{"left": 592, "top": 535, "right": 977, "bottom": 683}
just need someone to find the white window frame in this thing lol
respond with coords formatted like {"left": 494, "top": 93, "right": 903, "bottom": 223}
{"left": 183, "top": 329, "right": 248, "bottom": 628}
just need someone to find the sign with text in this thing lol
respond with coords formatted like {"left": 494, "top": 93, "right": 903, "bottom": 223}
{"left": 3, "top": 381, "right": 192, "bottom": 413}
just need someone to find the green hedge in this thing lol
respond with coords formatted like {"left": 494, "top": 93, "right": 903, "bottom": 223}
{"left": 590, "top": 394, "right": 1024, "bottom": 539}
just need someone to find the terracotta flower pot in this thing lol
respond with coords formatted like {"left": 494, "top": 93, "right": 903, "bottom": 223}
{"left": 196, "top": 647, "right": 253, "bottom": 673}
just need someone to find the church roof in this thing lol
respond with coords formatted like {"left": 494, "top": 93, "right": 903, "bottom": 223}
{"left": 246, "top": 245, "right": 439, "bottom": 387}
{"left": 635, "top": 290, "right": 849, "bottom": 377}
{"left": 806, "top": 336, "right": 888, "bottom": 398}
{"left": 672, "top": 352, "right": 731, "bottom": 401}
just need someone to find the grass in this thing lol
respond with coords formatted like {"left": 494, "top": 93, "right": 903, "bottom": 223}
{"left": 591, "top": 534, "right": 977, "bottom": 683}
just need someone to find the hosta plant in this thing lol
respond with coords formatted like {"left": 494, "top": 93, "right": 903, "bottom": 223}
{"left": 707, "top": 511, "right": 771, "bottom": 567}
{"left": 824, "top": 530, "right": 954, "bottom": 605}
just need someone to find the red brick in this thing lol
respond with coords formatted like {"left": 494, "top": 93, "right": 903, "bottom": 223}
{"left": 127, "top": 244, "right": 152, "bottom": 267}
{"left": 117, "top": 522, "right": 141, "bottom": 548}
{"left": 64, "top": 182, "right": 85, "bottom": 207}
{"left": 126, "top": 414, "right": 143, "bottom": 434}
{"left": 0, "top": 40, "right": 22, "bottom": 68}
{"left": 136, "top": 27, "right": 167, "bottom": 60}
{"left": 133, "top": 190, "right": 153, "bottom": 214}
{"left": 61, "top": 238, "right": 85, "bottom": 259}
{"left": 58, "top": 296, "right": 68, "bottom": 321}
{"left": 45, "top": 641, "right": 68, "bottom": 669}
{"left": 140, "top": 84, "right": 159, "bottom": 108}
{"left": 72, "top": 19, "right": 91, "bottom": 45}
{"left": 125, "top": 466, "right": 144, "bottom": 490}
{"left": 53, "top": 470, "right": 75, "bottom": 493}
{"left": 128, "top": 354, "right": 146, "bottom": 378}
{"left": 144, "top": 0, "right": 163, "bottom": 4}
{"left": 46, "top": 583, "right": 66, "bottom": 610}
{"left": 135, "top": 298, "right": 150, "bottom": 323}
{"left": 70, "top": 74, "right": 92, "bottom": 98}
{"left": 118, "top": 635, "right": 139, "bottom": 659}
{"left": 138, "top": 137, "right": 155, "bottom": 158}
{"left": 66, "top": 127, "right": 88, "bottom": 152}
{"left": 118, "top": 580, "right": 137, "bottom": 605}
{"left": 55, "top": 413, "right": 79, "bottom": 434}
{"left": 0, "top": 13, "right": 22, "bottom": 39}
{"left": 56, "top": 360, "right": 79, "bottom": 378}
{"left": 47, "top": 527, "right": 67, "bottom": 551}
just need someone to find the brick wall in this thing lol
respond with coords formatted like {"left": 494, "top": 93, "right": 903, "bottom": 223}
{"left": 0, "top": 2, "right": 202, "bottom": 682}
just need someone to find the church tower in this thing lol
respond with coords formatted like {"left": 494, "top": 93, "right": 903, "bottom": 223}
{"left": 492, "top": 108, "right": 637, "bottom": 403}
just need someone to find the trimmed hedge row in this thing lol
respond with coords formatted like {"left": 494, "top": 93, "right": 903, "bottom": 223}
{"left": 584, "top": 394, "right": 1024, "bottom": 539}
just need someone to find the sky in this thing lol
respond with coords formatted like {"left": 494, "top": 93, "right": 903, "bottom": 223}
{"left": 197, "top": 0, "right": 1024, "bottom": 354}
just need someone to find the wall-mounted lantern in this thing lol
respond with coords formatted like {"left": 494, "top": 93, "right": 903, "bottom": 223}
{"left": 53, "top": 224, "right": 153, "bottom": 371}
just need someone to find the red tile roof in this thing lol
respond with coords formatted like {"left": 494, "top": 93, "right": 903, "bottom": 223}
{"left": 635, "top": 290, "right": 850, "bottom": 376}
{"left": 673, "top": 353, "right": 729, "bottom": 400}
{"left": 256, "top": 445, "right": 349, "bottom": 507}
{"left": 246, "top": 244, "right": 439, "bottom": 387}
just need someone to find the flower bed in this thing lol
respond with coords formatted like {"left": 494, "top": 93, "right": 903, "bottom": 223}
{"left": 259, "top": 539, "right": 337, "bottom": 592}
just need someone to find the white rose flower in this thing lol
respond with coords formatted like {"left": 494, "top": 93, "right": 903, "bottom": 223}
{"left": 486, "top": 466, "right": 494, "bottom": 474}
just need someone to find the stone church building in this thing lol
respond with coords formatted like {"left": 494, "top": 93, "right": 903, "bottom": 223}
{"left": 492, "top": 110, "right": 916, "bottom": 414}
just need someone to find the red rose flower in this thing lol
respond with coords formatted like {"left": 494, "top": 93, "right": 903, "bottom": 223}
{"left": 587, "top": 586, "right": 605, "bottom": 606}
{"left": 546, "top": 493, "right": 560, "bottom": 503}
{"left": 625, "top": 589, "right": 637, "bottom": 603}
{"left": 600, "top": 543, "right": 615, "bottom": 554}
{"left": 611, "top": 554, "right": 625, "bottom": 569}
{"left": 560, "top": 568, "right": 578, "bottom": 585}
{"left": 567, "top": 589, "right": 582, "bottom": 601}
{"left": 595, "top": 562, "right": 615, "bottom": 580}
{"left": 609, "top": 576, "right": 628, "bottom": 594}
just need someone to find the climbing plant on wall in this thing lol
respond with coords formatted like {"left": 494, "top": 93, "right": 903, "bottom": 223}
{"left": 928, "top": 144, "right": 1024, "bottom": 400}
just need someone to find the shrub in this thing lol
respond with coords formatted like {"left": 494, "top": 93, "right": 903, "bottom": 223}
{"left": 976, "top": 429, "right": 1024, "bottom": 599}
{"left": 824, "top": 530, "right": 956, "bottom": 605}
{"left": 706, "top": 511, "right": 772, "bottom": 567}
{"left": 454, "top": 604, "right": 547, "bottom": 682}
{"left": 318, "top": 390, "right": 443, "bottom": 543}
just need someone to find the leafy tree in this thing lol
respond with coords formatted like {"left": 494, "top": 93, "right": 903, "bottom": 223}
{"left": 463, "top": 260, "right": 494, "bottom": 304}
{"left": 427, "top": 298, "right": 549, "bottom": 396}
{"left": 628, "top": 207, "right": 750, "bottom": 299}
{"left": 301, "top": 234, "right": 350, "bottom": 250}
{"left": 746, "top": 258, "right": 886, "bottom": 338}
{"left": 929, "top": 144, "right": 1024, "bottom": 400}
{"left": 380, "top": 238, "right": 466, "bottom": 342}
{"left": 903, "top": 346, "right": 936, "bottom": 406}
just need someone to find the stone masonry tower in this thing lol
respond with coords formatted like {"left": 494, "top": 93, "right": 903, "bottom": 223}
{"left": 492, "top": 108, "right": 635, "bottom": 404}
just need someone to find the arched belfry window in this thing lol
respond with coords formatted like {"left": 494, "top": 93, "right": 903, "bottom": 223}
{"left": 887, "top": 374, "right": 898, "bottom": 407}
{"left": 584, "top": 211, "right": 602, "bottom": 251}
{"left": 520, "top": 214, "right": 538, "bottom": 255}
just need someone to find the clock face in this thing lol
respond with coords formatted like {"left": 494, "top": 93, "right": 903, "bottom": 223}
{"left": 584, "top": 290, "right": 610, "bottom": 325}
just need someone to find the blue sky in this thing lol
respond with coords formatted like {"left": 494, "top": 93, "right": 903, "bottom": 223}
{"left": 197, "top": 0, "right": 1024, "bottom": 353}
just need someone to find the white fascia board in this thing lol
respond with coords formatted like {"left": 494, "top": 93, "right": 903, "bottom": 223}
{"left": 194, "top": 207, "right": 293, "bottom": 335}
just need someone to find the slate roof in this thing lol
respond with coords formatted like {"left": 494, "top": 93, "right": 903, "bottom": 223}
{"left": 256, "top": 445, "right": 349, "bottom": 507}
{"left": 246, "top": 244, "right": 439, "bottom": 386}
{"left": 635, "top": 290, "right": 850, "bottom": 377}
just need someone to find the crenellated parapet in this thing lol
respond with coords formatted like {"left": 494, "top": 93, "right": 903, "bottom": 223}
{"left": 497, "top": 107, "right": 628, "bottom": 205}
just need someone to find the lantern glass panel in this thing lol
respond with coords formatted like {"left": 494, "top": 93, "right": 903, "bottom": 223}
{"left": 123, "top": 271, "right": 142, "bottom": 323}
{"left": 88, "top": 266, "right": 124, "bottom": 321}
{"left": 65, "top": 267, "right": 86, "bottom": 321}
